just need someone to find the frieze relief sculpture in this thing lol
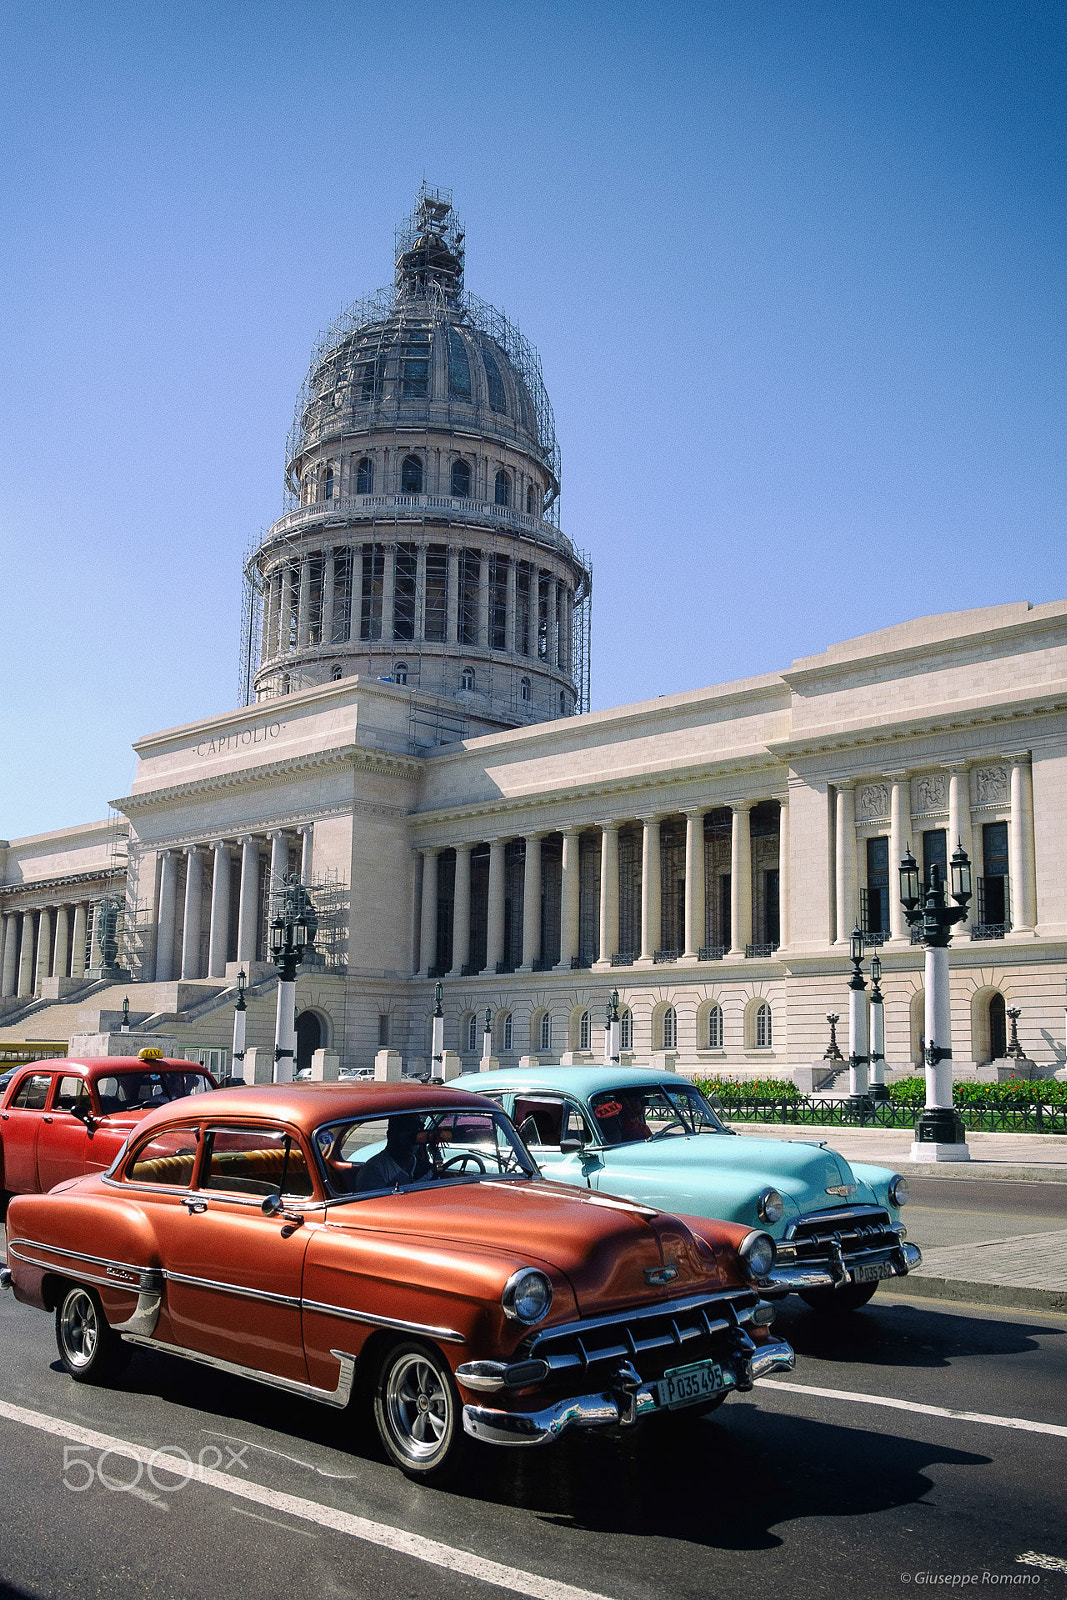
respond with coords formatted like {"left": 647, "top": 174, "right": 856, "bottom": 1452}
{"left": 914, "top": 773, "right": 948, "bottom": 813}
{"left": 858, "top": 783, "right": 889, "bottom": 819}
{"left": 974, "top": 766, "right": 1008, "bottom": 805}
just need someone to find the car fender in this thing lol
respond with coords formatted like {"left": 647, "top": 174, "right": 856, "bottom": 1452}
{"left": 6, "top": 1185, "right": 165, "bottom": 1326}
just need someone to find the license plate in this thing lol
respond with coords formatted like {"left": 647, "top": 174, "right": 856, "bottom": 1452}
{"left": 655, "top": 1360, "right": 727, "bottom": 1410}
{"left": 852, "top": 1260, "right": 896, "bottom": 1284}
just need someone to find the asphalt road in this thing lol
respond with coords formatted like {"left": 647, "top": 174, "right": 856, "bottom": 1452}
{"left": 1, "top": 1280, "right": 1065, "bottom": 1600}
{"left": 904, "top": 1176, "right": 1067, "bottom": 1248}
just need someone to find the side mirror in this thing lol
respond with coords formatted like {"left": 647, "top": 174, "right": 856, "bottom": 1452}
{"left": 261, "top": 1194, "right": 283, "bottom": 1217}
{"left": 70, "top": 1101, "right": 93, "bottom": 1124}
{"left": 559, "top": 1134, "right": 586, "bottom": 1154}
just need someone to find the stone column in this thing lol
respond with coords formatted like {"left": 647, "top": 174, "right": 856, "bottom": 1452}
{"left": 477, "top": 553, "right": 489, "bottom": 648}
{"left": 181, "top": 847, "right": 204, "bottom": 980}
{"left": 53, "top": 904, "right": 70, "bottom": 980}
{"left": 639, "top": 817, "right": 662, "bottom": 962}
{"left": 547, "top": 577, "right": 559, "bottom": 667}
{"left": 594, "top": 822, "right": 620, "bottom": 967}
{"left": 268, "top": 831, "right": 289, "bottom": 891}
{"left": 1, "top": 913, "right": 18, "bottom": 997}
{"left": 300, "top": 825, "right": 314, "bottom": 882}
{"left": 236, "top": 836, "right": 261, "bottom": 965}
{"left": 17, "top": 912, "right": 35, "bottom": 997}
{"left": 835, "top": 784, "right": 858, "bottom": 945}
{"left": 155, "top": 851, "right": 179, "bottom": 982}
{"left": 414, "top": 544, "right": 427, "bottom": 640}
{"left": 520, "top": 833, "right": 543, "bottom": 970}
{"left": 88, "top": 903, "right": 103, "bottom": 972}
{"left": 207, "top": 842, "right": 232, "bottom": 978}
{"left": 71, "top": 902, "right": 88, "bottom": 979}
{"left": 296, "top": 558, "right": 311, "bottom": 647}
{"left": 558, "top": 828, "right": 582, "bottom": 968}
{"left": 446, "top": 548, "right": 460, "bottom": 643}
{"left": 260, "top": 576, "right": 275, "bottom": 665}
{"left": 777, "top": 797, "right": 790, "bottom": 948}
{"left": 1008, "top": 753, "right": 1037, "bottom": 932}
{"left": 888, "top": 774, "right": 910, "bottom": 943}
{"left": 485, "top": 838, "right": 507, "bottom": 973}
{"left": 321, "top": 550, "right": 336, "bottom": 647}
{"left": 450, "top": 843, "right": 472, "bottom": 975}
{"left": 505, "top": 556, "right": 517, "bottom": 654}
{"left": 683, "top": 810, "right": 705, "bottom": 958}
{"left": 419, "top": 849, "right": 439, "bottom": 976}
{"left": 946, "top": 765, "right": 973, "bottom": 933}
{"left": 729, "top": 803, "right": 753, "bottom": 956}
{"left": 34, "top": 906, "right": 52, "bottom": 991}
{"left": 382, "top": 543, "right": 396, "bottom": 641}
{"left": 557, "top": 586, "right": 571, "bottom": 674}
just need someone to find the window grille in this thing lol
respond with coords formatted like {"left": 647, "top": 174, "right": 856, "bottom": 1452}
{"left": 355, "top": 457, "right": 373, "bottom": 494}
{"left": 539, "top": 1013, "right": 551, "bottom": 1052}
{"left": 662, "top": 1006, "right": 677, "bottom": 1050}
{"left": 707, "top": 1004, "right": 723, "bottom": 1050}
{"left": 579, "top": 1011, "right": 591, "bottom": 1051}
{"left": 620, "top": 1009, "right": 633, "bottom": 1050}
{"left": 755, "top": 1002, "right": 772, "bottom": 1049}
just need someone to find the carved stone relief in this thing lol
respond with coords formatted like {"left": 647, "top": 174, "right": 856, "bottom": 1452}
{"left": 913, "top": 773, "right": 947, "bottom": 814}
{"left": 973, "top": 766, "right": 1008, "bottom": 806}
{"left": 857, "top": 783, "right": 889, "bottom": 820}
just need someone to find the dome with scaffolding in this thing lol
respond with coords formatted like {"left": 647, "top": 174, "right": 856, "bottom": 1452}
{"left": 244, "top": 187, "right": 590, "bottom": 738}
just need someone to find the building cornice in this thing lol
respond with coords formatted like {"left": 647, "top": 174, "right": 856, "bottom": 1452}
{"left": 0, "top": 867, "right": 121, "bottom": 901}
{"left": 114, "top": 743, "right": 423, "bottom": 815}
{"left": 783, "top": 604, "right": 1067, "bottom": 685}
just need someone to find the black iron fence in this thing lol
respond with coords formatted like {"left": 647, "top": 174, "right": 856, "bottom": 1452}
{"left": 716, "top": 1097, "right": 1067, "bottom": 1134}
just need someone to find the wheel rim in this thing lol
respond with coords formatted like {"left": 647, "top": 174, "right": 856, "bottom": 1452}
{"left": 60, "top": 1289, "right": 99, "bottom": 1369}
{"left": 383, "top": 1352, "right": 452, "bottom": 1463}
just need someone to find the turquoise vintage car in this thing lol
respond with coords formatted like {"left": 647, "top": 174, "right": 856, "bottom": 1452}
{"left": 459, "top": 1066, "right": 920, "bottom": 1313}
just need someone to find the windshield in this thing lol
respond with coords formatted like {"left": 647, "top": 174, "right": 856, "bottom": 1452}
{"left": 588, "top": 1083, "right": 728, "bottom": 1146}
{"left": 313, "top": 1107, "right": 540, "bottom": 1199}
{"left": 94, "top": 1071, "right": 214, "bottom": 1113}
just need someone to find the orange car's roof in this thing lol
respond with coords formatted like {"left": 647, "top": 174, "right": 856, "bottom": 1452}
{"left": 9, "top": 1057, "right": 204, "bottom": 1076}
{"left": 136, "top": 1080, "right": 499, "bottom": 1139}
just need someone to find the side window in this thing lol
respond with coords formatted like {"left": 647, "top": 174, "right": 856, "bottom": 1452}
{"left": 12, "top": 1074, "right": 51, "bottom": 1110}
{"left": 125, "top": 1127, "right": 199, "bottom": 1187}
{"left": 203, "top": 1127, "right": 313, "bottom": 1198}
{"left": 513, "top": 1097, "right": 565, "bottom": 1149}
{"left": 54, "top": 1076, "right": 91, "bottom": 1113}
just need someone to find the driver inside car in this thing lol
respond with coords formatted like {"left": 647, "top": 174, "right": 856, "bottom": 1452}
{"left": 353, "top": 1113, "right": 434, "bottom": 1192}
{"left": 595, "top": 1093, "right": 652, "bottom": 1145}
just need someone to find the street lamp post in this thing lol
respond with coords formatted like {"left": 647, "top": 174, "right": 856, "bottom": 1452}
{"left": 899, "top": 843, "right": 972, "bottom": 1161}
{"left": 868, "top": 954, "right": 888, "bottom": 1102}
{"left": 269, "top": 877, "right": 316, "bottom": 1084}
{"left": 605, "top": 988, "right": 621, "bottom": 1065}
{"left": 846, "top": 927, "right": 870, "bottom": 1112}
{"left": 481, "top": 1006, "right": 493, "bottom": 1064}
{"left": 430, "top": 982, "right": 444, "bottom": 1077}
{"left": 232, "top": 969, "right": 247, "bottom": 1080}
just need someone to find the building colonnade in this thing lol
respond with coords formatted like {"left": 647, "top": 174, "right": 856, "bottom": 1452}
{"left": 0, "top": 899, "right": 95, "bottom": 999}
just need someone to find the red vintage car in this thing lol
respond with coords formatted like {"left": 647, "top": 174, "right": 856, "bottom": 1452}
{"left": 0, "top": 1053, "right": 217, "bottom": 1206}
{"left": 1, "top": 1082, "right": 794, "bottom": 1481}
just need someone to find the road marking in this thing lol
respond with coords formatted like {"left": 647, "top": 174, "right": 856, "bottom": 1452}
{"left": 756, "top": 1379, "right": 1067, "bottom": 1438}
{"left": 0, "top": 1398, "right": 615, "bottom": 1600}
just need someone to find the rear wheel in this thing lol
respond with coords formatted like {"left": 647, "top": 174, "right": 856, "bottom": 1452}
{"left": 55, "top": 1284, "right": 130, "bottom": 1384}
{"left": 373, "top": 1340, "right": 466, "bottom": 1483}
{"left": 799, "top": 1279, "right": 880, "bottom": 1314}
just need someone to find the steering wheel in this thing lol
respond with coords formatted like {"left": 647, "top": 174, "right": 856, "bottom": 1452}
{"left": 438, "top": 1152, "right": 487, "bottom": 1174}
{"left": 650, "top": 1121, "right": 684, "bottom": 1140}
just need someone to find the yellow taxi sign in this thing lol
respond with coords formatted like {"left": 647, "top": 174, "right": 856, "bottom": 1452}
{"left": 137, "top": 1047, "right": 164, "bottom": 1061}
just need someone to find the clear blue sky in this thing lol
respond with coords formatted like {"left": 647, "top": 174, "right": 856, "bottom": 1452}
{"left": 1, "top": 1, "right": 1063, "bottom": 840}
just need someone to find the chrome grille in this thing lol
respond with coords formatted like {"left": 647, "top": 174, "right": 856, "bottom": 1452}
{"left": 783, "top": 1204, "right": 900, "bottom": 1264}
{"left": 523, "top": 1289, "right": 758, "bottom": 1382}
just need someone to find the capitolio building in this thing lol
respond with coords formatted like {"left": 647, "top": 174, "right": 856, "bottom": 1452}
{"left": 2, "top": 190, "right": 1066, "bottom": 1083}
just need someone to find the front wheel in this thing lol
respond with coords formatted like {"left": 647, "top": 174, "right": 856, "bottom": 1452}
{"left": 55, "top": 1284, "right": 130, "bottom": 1384}
{"left": 373, "top": 1340, "right": 466, "bottom": 1482}
{"left": 799, "top": 1279, "right": 880, "bottom": 1314}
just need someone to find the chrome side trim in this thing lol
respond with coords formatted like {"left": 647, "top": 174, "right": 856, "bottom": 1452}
{"left": 6, "top": 1237, "right": 153, "bottom": 1279}
{"left": 110, "top": 1270, "right": 164, "bottom": 1336}
{"left": 119, "top": 1335, "right": 358, "bottom": 1410}
{"left": 163, "top": 1270, "right": 302, "bottom": 1310}
{"left": 302, "top": 1297, "right": 466, "bottom": 1346}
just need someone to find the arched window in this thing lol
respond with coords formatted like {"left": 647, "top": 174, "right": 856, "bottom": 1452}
{"left": 620, "top": 1008, "right": 633, "bottom": 1051}
{"left": 482, "top": 346, "right": 507, "bottom": 413}
{"left": 401, "top": 455, "right": 423, "bottom": 494}
{"left": 393, "top": 662, "right": 408, "bottom": 685}
{"left": 539, "top": 1012, "right": 551, "bottom": 1052}
{"left": 466, "top": 1014, "right": 478, "bottom": 1053}
{"left": 281, "top": 674, "right": 291, "bottom": 695}
{"left": 451, "top": 458, "right": 471, "bottom": 497}
{"left": 501, "top": 1012, "right": 513, "bottom": 1052}
{"left": 579, "top": 1010, "right": 591, "bottom": 1051}
{"left": 520, "top": 676, "right": 531, "bottom": 703}
{"left": 331, "top": 664, "right": 343, "bottom": 682}
{"left": 755, "top": 1002, "right": 772, "bottom": 1049}
{"left": 494, "top": 469, "right": 511, "bottom": 507}
{"left": 448, "top": 329, "right": 472, "bottom": 399}
{"left": 356, "top": 457, "right": 373, "bottom": 494}
{"left": 526, "top": 484, "right": 538, "bottom": 515}
{"left": 460, "top": 667, "right": 475, "bottom": 691}
{"left": 324, "top": 465, "right": 334, "bottom": 501}
{"left": 989, "top": 993, "right": 1007, "bottom": 1059}
{"left": 662, "top": 1006, "right": 677, "bottom": 1050}
{"left": 707, "top": 1003, "right": 723, "bottom": 1050}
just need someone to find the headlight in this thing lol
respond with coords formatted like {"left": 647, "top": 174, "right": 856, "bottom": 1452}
{"left": 888, "top": 1174, "right": 909, "bottom": 1208}
{"left": 756, "top": 1187, "right": 784, "bottom": 1225}
{"left": 502, "top": 1268, "right": 553, "bottom": 1325}
{"left": 738, "top": 1231, "right": 776, "bottom": 1283}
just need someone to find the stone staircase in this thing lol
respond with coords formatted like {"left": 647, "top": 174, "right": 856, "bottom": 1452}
{"left": 0, "top": 975, "right": 277, "bottom": 1047}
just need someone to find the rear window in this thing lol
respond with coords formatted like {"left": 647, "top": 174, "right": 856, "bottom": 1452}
{"left": 12, "top": 1074, "right": 51, "bottom": 1110}
{"left": 126, "top": 1127, "right": 200, "bottom": 1187}
{"left": 94, "top": 1071, "right": 213, "bottom": 1114}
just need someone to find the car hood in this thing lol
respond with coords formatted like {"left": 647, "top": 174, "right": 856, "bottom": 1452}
{"left": 600, "top": 1133, "right": 875, "bottom": 1209}
{"left": 323, "top": 1177, "right": 735, "bottom": 1313}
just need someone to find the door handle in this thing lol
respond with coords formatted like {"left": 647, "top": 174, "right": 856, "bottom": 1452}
{"left": 182, "top": 1197, "right": 207, "bottom": 1214}
{"left": 43, "top": 1116, "right": 53, "bottom": 1124}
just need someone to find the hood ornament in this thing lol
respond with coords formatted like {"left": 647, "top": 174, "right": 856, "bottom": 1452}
{"left": 645, "top": 1265, "right": 679, "bottom": 1286}
{"left": 825, "top": 1184, "right": 857, "bottom": 1198}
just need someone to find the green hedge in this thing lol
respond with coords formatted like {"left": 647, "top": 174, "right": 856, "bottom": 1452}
{"left": 696, "top": 1075, "right": 801, "bottom": 1103}
{"left": 889, "top": 1074, "right": 1067, "bottom": 1108}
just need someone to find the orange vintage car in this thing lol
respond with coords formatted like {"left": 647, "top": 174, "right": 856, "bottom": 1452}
{"left": 0, "top": 1052, "right": 217, "bottom": 1205}
{"left": 1, "top": 1082, "right": 795, "bottom": 1481}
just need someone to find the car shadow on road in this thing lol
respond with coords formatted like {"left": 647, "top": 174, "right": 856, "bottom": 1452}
{"left": 453, "top": 1405, "right": 991, "bottom": 1551}
{"left": 770, "top": 1297, "right": 1061, "bottom": 1368}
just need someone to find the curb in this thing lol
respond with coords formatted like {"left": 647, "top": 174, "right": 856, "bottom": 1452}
{"left": 905, "top": 1165, "right": 1067, "bottom": 1184}
{"left": 879, "top": 1275, "right": 1067, "bottom": 1314}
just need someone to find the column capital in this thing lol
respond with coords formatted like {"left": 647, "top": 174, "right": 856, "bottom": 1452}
{"left": 420, "top": 844, "right": 443, "bottom": 859}
{"left": 453, "top": 840, "right": 474, "bottom": 856}
{"left": 939, "top": 761, "right": 970, "bottom": 773}
{"left": 237, "top": 833, "right": 260, "bottom": 847}
{"left": 184, "top": 843, "right": 201, "bottom": 858}
{"left": 636, "top": 813, "right": 663, "bottom": 826}
{"left": 562, "top": 825, "right": 584, "bottom": 841}
{"left": 883, "top": 769, "right": 910, "bottom": 781}
{"left": 593, "top": 818, "right": 621, "bottom": 833}
{"left": 729, "top": 799, "right": 754, "bottom": 814}
{"left": 523, "top": 828, "right": 550, "bottom": 843}
{"left": 683, "top": 807, "right": 706, "bottom": 822}
{"left": 210, "top": 838, "right": 233, "bottom": 852}
{"left": 1001, "top": 750, "right": 1032, "bottom": 764}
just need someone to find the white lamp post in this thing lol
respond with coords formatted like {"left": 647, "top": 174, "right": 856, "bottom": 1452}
{"left": 899, "top": 843, "right": 972, "bottom": 1162}
{"left": 605, "top": 988, "right": 621, "bottom": 1065}
{"left": 868, "top": 954, "right": 888, "bottom": 1102}
{"left": 481, "top": 1006, "right": 493, "bottom": 1065}
{"left": 232, "top": 969, "right": 247, "bottom": 1079}
{"left": 269, "top": 878, "right": 316, "bottom": 1084}
{"left": 846, "top": 927, "right": 870, "bottom": 1111}
{"left": 430, "top": 982, "right": 444, "bottom": 1078}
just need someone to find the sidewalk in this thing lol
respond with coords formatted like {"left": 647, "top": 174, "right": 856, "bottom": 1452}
{"left": 728, "top": 1121, "right": 1067, "bottom": 1182}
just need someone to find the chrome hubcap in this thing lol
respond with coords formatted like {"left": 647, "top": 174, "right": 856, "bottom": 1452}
{"left": 60, "top": 1290, "right": 98, "bottom": 1369}
{"left": 385, "top": 1354, "right": 451, "bottom": 1461}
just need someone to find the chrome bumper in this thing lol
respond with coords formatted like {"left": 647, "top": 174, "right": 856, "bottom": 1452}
{"left": 462, "top": 1337, "right": 795, "bottom": 1448}
{"left": 0, "top": 1264, "right": 11, "bottom": 1292}
{"left": 762, "top": 1239, "right": 921, "bottom": 1294}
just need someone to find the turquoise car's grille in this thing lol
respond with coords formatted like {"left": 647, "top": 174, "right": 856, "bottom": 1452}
{"left": 784, "top": 1205, "right": 900, "bottom": 1265}
{"left": 521, "top": 1288, "right": 759, "bottom": 1382}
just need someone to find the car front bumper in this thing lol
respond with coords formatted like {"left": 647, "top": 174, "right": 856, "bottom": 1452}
{"left": 762, "top": 1210, "right": 921, "bottom": 1294}
{"left": 461, "top": 1336, "right": 795, "bottom": 1447}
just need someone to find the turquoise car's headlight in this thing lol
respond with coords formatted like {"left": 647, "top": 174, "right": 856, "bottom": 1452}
{"left": 756, "top": 1187, "right": 784, "bottom": 1225}
{"left": 888, "top": 1174, "right": 909, "bottom": 1208}
{"left": 502, "top": 1268, "right": 553, "bottom": 1325}
{"left": 738, "top": 1231, "right": 776, "bottom": 1283}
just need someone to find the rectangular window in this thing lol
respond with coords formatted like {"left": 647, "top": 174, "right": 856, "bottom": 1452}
{"left": 720, "top": 875, "right": 732, "bottom": 952}
{"left": 489, "top": 554, "right": 508, "bottom": 650}
{"left": 983, "top": 821, "right": 1009, "bottom": 878}
{"left": 13, "top": 1073, "right": 51, "bottom": 1110}
{"left": 126, "top": 1127, "right": 198, "bottom": 1187}
{"left": 331, "top": 547, "right": 353, "bottom": 644}
{"left": 459, "top": 549, "right": 481, "bottom": 647}
{"left": 515, "top": 562, "right": 532, "bottom": 655}
{"left": 360, "top": 545, "right": 384, "bottom": 641}
{"left": 307, "top": 552, "right": 324, "bottom": 646}
{"left": 980, "top": 821, "right": 1010, "bottom": 927}
{"left": 203, "top": 1127, "right": 313, "bottom": 1198}
{"left": 764, "top": 868, "right": 781, "bottom": 945}
{"left": 393, "top": 544, "right": 417, "bottom": 641}
{"left": 922, "top": 829, "right": 947, "bottom": 882}
{"left": 377, "top": 1014, "right": 390, "bottom": 1047}
{"left": 865, "top": 836, "right": 890, "bottom": 933}
{"left": 401, "top": 333, "right": 431, "bottom": 398}
{"left": 424, "top": 545, "right": 448, "bottom": 642}
{"left": 537, "top": 571, "right": 549, "bottom": 659}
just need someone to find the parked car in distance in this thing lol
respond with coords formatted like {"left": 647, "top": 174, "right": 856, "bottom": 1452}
{"left": 0, "top": 1052, "right": 217, "bottom": 1206}
{"left": 460, "top": 1067, "right": 920, "bottom": 1313}
{"left": 1, "top": 1081, "right": 794, "bottom": 1482}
